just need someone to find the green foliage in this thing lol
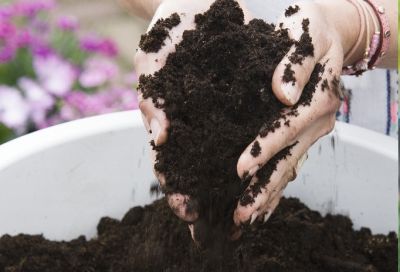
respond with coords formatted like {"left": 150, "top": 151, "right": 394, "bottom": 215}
{"left": 51, "top": 30, "right": 88, "bottom": 67}
{"left": 0, "top": 48, "right": 35, "bottom": 85}
{"left": 0, "top": 124, "right": 15, "bottom": 145}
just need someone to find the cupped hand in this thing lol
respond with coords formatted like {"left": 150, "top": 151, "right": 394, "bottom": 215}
{"left": 135, "top": 0, "right": 252, "bottom": 232}
{"left": 233, "top": 1, "right": 350, "bottom": 226}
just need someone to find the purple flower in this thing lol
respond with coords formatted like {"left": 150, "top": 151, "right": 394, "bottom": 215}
{"left": 0, "top": 20, "right": 16, "bottom": 39}
{"left": 56, "top": 16, "right": 79, "bottom": 31}
{"left": 18, "top": 77, "right": 54, "bottom": 127}
{"left": 79, "top": 57, "right": 119, "bottom": 88}
{"left": 79, "top": 35, "right": 118, "bottom": 57}
{"left": 14, "top": 0, "right": 55, "bottom": 18}
{"left": 30, "top": 38, "right": 53, "bottom": 57}
{"left": 0, "top": 5, "right": 14, "bottom": 20}
{"left": 16, "top": 29, "right": 31, "bottom": 47}
{"left": 59, "top": 88, "right": 138, "bottom": 122}
{"left": 0, "top": 85, "right": 30, "bottom": 133}
{"left": 33, "top": 55, "right": 77, "bottom": 97}
{"left": 98, "top": 38, "right": 118, "bottom": 57}
{"left": 79, "top": 35, "right": 101, "bottom": 52}
{"left": 0, "top": 20, "right": 17, "bottom": 62}
{"left": 0, "top": 44, "right": 16, "bottom": 63}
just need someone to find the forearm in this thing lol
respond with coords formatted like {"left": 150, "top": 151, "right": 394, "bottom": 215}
{"left": 118, "top": 0, "right": 162, "bottom": 20}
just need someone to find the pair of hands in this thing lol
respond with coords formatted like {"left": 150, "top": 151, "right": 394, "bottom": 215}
{"left": 135, "top": 0, "right": 349, "bottom": 240}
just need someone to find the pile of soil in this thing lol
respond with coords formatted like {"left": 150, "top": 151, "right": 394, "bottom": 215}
{"left": 139, "top": 0, "right": 324, "bottom": 246}
{"left": 138, "top": 0, "right": 321, "bottom": 245}
{"left": 0, "top": 197, "right": 396, "bottom": 272}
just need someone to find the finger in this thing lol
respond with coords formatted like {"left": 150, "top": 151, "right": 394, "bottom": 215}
{"left": 234, "top": 130, "right": 314, "bottom": 226}
{"left": 272, "top": 45, "right": 319, "bottom": 105}
{"left": 167, "top": 193, "right": 199, "bottom": 222}
{"left": 260, "top": 190, "right": 283, "bottom": 223}
{"left": 237, "top": 102, "right": 315, "bottom": 179}
{"left": 272, "top": 13, "right": 329, "bottom": 106}
{"left": 238, "top": 46, "right": 343, "bottom": 179}
{"left": 138, "top": 91, "right": 169, "bottom": 146}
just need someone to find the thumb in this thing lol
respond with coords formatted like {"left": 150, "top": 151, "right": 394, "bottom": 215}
{"left": 272, "top": 45, "right": 318, "bottom": 106}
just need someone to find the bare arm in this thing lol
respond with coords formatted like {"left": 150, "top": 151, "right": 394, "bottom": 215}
{"left": 118, "top": 0, "right": 162, "bottom": 20}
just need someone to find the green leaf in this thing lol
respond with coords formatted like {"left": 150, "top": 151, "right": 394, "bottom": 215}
{"left": 0, "top": 123, "right": 15, "bottom": 145}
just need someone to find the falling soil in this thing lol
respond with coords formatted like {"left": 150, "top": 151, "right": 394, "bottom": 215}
{"left": 285, "top": 5, "right": 300, "bottom": 17}
{"left": 0, "top": 197, "right": 397, "bottom": 272}
{"left": 138, "top": 0, "right": 319, "bottom": 246}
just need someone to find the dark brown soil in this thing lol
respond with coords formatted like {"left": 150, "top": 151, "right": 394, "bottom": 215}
{"left": 283, "top": 63, "right": 296, "bottom": 85}
{"left": 139, "top": 13, "right": 181, "bottom": 53}
{"left": 289, "top": 19, "right": 314, "bottom": 65}
{"left": 138, "top": 0, "right": 318, "bottom": 246}
{"left": 0, "top": 197, "right": 396, "bottom": 272}
{"left": 285, "top": 5, "right": 300, "bottom": 17}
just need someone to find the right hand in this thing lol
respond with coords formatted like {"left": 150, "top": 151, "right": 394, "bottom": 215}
{"left": 134, "top": 0, "right": 252, "bottom": 233}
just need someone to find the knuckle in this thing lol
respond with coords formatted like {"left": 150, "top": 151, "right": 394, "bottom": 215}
{"left": 287, "top": 124, "right": 299, "bottom": 143}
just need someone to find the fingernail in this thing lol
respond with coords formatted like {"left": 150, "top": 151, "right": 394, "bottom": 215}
{"left": 150, "top": 118, "right": 161, "bottom": 145}
{"left": 281, "top": 83, "right": 301, "bottom": 105}
{"left": 250, "top": 212, "right": 258, "bottom": 225}
{"left": 248, "top": 165, "right": 259, "bottom": 177}
{"left": 263, "top": 210, "right": 273, "bottom": 223}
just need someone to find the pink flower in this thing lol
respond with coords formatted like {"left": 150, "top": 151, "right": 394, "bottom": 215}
{"left": 0, "top": 44, "right": 16, "bottom": 63}
{"left": 0, "top": 85, "right": 30, "bottom": 133}
{"left": 0, "top": 5, "right": 14, "bottom": 20}
{"left": 33, "top": 54, "right": 76, "bottom": 97}
{"left": 57, "top": 16, "right": 79, "bottom": 31}
{"left": 18, "top": 77, "right": 54, "bottom": 127}
{"left": 98, "top": 38, "right": 118, "bottom": 57}
{"left": 79, "top": 57, "right": 119, "bottom": 88}
{"left": 14, "top": 0, "right": 55, "bottom": 18}
{"left": 79, "top": 35, "right": 118, "bottom": 57}
{"left": 16, "top": 29, "right": 31, "bottom": 47}
{"left": 59, "top": 88, "right": 138, "bottom": 122}
{"left": 0, "top": 20, "right": 17, "bottom": 62}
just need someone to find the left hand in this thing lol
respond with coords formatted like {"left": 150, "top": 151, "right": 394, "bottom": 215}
{"left": 233, "top": 1, "right": 350, "bottom": 226}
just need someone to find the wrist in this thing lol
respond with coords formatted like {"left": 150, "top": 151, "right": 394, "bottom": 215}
{"left": 119, "top": 0, "right": 163, "bottom": 20}
{"left": 316, "top": 0, "right": 372, "bottom": 66}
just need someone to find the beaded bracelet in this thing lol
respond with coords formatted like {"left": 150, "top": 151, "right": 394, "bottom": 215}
{"left": 342, "top": 0, "right": 390, "bottom": 75}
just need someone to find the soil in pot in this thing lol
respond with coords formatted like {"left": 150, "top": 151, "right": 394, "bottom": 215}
{"left": 0, "top": 197, "right": 396, "bottom": 272}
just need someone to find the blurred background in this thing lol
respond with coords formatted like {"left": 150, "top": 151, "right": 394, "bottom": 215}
{"left": 0, "top": 0, "right": 148, "bottom": 144}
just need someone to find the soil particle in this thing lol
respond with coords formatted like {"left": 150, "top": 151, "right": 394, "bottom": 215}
{"left": 240, "top": 142, "right": 297, "bottom": 206}
{"left": 289, "top": 18, "right": 314, "bottom": 65}
{"left": 285, "top": 5, "right": 300, "bottom": 17}
{"left": 250, "top": 141, "right": 261, "bottom": 157}
{"left": 0, "top": 197, "right": 396, "bottom": 272}
{"left": 321, "top": 78, "right": 329, "bottom": 91}
{"left": 139, "top": 13, "right": 181, "bottom": 52}
{"left": 138, "top": 0, "right": 316, "bottom": 247}
{"left": 331, "top": 76, "right": 342, "bottom": 98}
{"left": 282, "top": 63, "right": 296, "bottom": 85}
{"left": 302, "top": 18, "right": 310, "bottom": 32}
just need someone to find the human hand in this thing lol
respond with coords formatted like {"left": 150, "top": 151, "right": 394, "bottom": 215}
{"left": 233, "top": 0, "right": 357, "bottom": 226}
{"left": 135, "top": 0, "right": 252, "bottom": 228}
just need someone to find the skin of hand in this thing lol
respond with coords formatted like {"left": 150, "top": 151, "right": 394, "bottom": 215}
{"left": 233, "top": 0, "right": 397, "bottom": 226}
{"left": 134, "top": 0, "right": 252, "bottom": 230}
{"left": 133, "top": 0, "right": 398, "bottom": 238}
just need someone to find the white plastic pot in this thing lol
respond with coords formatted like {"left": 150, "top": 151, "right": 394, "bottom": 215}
{"left": 0, "top": 110, "right": 397, "bottom": 241}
